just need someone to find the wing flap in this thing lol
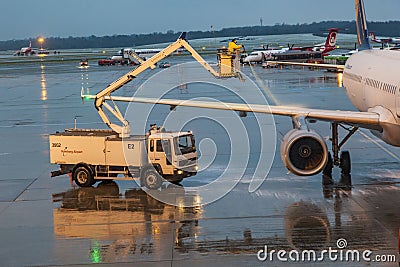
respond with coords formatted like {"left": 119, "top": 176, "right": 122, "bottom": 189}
{"left": 104, "top": 96, "right": 380, "bottom": 129}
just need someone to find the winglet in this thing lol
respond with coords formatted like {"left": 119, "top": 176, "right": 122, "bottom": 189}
{"left": 179, "top": 32, "right": 187, "bottom": 40}
{"left": 355, "top": 0, "right": 371, "bottom": 50}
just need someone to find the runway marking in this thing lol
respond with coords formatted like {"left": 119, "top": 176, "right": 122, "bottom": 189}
{"left": 358, "top": 129, "right": 400, "bottom": 163}
{"left": 12, "top": 166, "right": 53, "bottom": 202}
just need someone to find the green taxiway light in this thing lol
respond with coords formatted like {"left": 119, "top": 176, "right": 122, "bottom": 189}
{"left": 91, "top": 241, "right": 102, "bottom": 263}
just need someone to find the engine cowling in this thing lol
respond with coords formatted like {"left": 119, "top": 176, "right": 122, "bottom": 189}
{"left": 280, "top": 129, "right": 328, "bottom": 176}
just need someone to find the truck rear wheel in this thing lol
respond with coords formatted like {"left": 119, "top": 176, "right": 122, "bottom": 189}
{"left": 73, "top": 166, "right": 94, "bottom": 187}
{"left": 141, "top": 169, "right": 163, "bottom": 190}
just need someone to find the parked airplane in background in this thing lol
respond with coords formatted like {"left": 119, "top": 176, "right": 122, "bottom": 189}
{"left": 111, "top": 47, "right": 187, "bottom": 64}
{"left": 134, "top": 48, "right": 163, "bottom": 59}
{"left": 111, "top": 48, "right": 163, "bottom": 63}
{"left": 14, "top": 41, "right": 33, "bottom": 56}
{"left": 243, "top": 28, "right": 338, "bottom": 63}
{"left": 118, "top": 0, "right": 400, "bottom": 189}
{"left": 291, "top": 28, "right": 339, "bottom": 54}
{"left": 369, "top": 32, "right": 400, "bottom": 45}
{"left": 243, "top": 47, "right": 289, "bottom": 63}
{"left": 13, "top": 41, "right": 52, "bottom": 56}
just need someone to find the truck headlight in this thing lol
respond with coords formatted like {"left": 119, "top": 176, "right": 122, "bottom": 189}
{"left": 177, "top": 170, "right": 184, "bottom": 175}
{"left": 194, "top": 165, "right": 198, "bottom": 171}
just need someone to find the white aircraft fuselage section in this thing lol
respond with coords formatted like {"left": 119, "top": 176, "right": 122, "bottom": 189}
{"left": 343, "top": 49, "right": 400, "bottom": 146}
{"left": 243, "top": 49, "right": 289, "bottom": 63}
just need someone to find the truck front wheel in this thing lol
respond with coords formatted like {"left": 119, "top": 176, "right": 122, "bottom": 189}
{"left": 73, "top": 166, "right": 95, "bottom": 187}
{"left": 141, "top": 169, "right": 163, "bottom": 190}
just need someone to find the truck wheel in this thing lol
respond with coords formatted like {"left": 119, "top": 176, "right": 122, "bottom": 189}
{"left": 141, "top": 169, "right": 163, "bottom": 190}
{"left": 73, "top": 166, "right": 94, "bottom": 187}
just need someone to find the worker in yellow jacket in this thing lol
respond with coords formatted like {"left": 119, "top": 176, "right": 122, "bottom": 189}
{"left": 227, "top": 38, "right": 244, "bottom": 75}
{"left": 228, "top": 38, "right": 243, "bottom": 53}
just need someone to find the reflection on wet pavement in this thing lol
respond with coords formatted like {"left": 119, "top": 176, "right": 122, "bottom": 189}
{"left": 49, "top": 181, "right": 399, "bottom": 266}
{"left": 53, "top": 182, "right": 200, "bottom": 263}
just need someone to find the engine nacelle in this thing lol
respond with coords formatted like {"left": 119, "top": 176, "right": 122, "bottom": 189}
{"left": 280, "top": 129, "right": 328, "bottom": 176}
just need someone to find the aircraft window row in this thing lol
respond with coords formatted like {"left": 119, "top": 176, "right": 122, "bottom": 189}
{"left": 382, "top": 83, "right": 398, "bottom": 94}
{"left": 364, "top": 77, "right": 397, "bottom": 95}
{"left": 343, "top": 72, "right": 362, "bottom": 83}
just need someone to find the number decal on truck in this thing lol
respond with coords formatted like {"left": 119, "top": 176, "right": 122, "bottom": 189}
{"left": 127, "top": 144, "right": 135, "bottom": 149}
{"left": 52, "top": 143, "right": 61, "bottom": 147}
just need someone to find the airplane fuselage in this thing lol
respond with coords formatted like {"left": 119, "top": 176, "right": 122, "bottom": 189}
{"left": 343, "top": 49, "right": 400, "bottom": 146}
{"left": 244, "top": 49, "right": 288, "bottom": 63}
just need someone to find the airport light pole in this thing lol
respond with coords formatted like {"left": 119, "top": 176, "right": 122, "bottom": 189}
{"left": 38, "top": 37, "right": 44, "bottom": 49}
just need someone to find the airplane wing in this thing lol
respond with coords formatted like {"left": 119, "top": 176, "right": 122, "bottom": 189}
{"left": 267, "top": 61, "right": 345, "bottom": 70}
{"left": 100, "top": 95, "right": 381, "bottom": 131}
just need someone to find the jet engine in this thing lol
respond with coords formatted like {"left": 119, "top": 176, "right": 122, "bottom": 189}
{"left": 280, "top": 129, "right": 328, "bottom": 176}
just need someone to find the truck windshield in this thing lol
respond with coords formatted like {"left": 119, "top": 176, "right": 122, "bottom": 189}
{"left": 174, "top": 135, "right": 196, "bottom": 155}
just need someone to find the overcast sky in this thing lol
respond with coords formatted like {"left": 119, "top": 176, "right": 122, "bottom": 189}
{"left": 2, "top": 0, "right": 399, "bottom": 41}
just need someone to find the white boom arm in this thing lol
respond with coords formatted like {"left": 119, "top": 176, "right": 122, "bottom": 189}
{"left": 88, "top": 32, "right": 223, "bottom": 137}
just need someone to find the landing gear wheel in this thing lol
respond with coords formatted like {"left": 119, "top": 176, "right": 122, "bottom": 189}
{"left": 339, "top": 151, "right": 352, "bottom": 187}
{"left": 322, "top": 152, "right": 334, "bottom": 186}
{"left": 141, "top": 169, "right": 163, "bottom": 190}
{"left": 73, "top": 166, "right": 95, "bottom": 187}
{"left": 339, "top": 151, "right": 351, "bottom": 175}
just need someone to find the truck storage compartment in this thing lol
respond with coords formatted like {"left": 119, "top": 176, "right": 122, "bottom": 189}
{"left": 50, "top": 129, "right": 149, "bottom": 168}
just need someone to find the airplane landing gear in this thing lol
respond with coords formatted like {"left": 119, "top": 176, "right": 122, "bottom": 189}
{"left": 322, "top": 122, "right": 357, "bottom": 188}
{"left": 339, "top": 151, "right": 351, "bottom": 187}
{"left": 322, "top": 152, "right": 334, "bottom": 186}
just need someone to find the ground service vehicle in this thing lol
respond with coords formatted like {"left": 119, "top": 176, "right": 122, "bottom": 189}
{"left": 98, "top": 58, "right": 115, "bottom": 66}
{"left": 50, "top": 32, "right": 242, "bottom": 189}
{"left": 50, "top": 125, "right": 198, "bottom": 189}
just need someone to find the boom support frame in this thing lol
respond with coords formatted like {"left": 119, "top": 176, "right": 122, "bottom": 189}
{"left": 88, "top": 32, "right": 234, "bottom": 137}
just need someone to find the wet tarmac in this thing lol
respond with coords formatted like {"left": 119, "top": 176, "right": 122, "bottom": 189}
{"left": 0, "top": 52, "right": 399, "bottom": 266}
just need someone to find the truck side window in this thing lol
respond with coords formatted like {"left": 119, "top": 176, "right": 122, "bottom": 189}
{"left": 150, "top": 140, "right": 154, "bottom": 152}
{"left": 156, "top": 140, "right": 163, "bottom": 152}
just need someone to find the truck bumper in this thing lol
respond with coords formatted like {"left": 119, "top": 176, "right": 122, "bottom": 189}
{"left": 51, "top": 169, "right": 70, "bottom": 178}
{"left": 173, "top": 167, "right": 197, "bottom": 179}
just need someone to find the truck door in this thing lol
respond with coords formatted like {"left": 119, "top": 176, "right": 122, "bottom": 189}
{"left": 149, "top": 139, "right": 172, "bottom": 174}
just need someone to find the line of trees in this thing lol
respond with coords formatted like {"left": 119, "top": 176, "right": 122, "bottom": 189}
{"left": 1, "top": 20, "right": 399, "bottom": 51}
